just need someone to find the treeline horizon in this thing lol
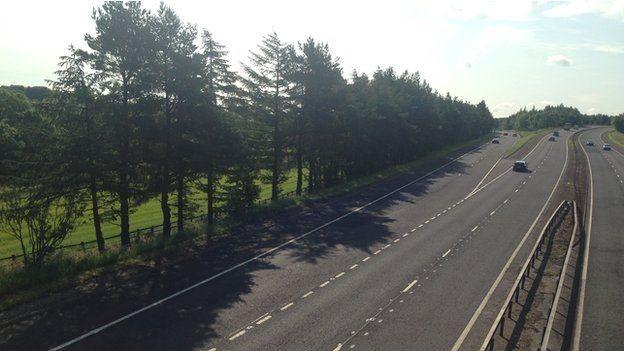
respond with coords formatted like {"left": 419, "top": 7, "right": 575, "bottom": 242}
{"left": 497, "top": 104, "right": 614, "bottom": 131}
{"left": 0, "top": 1, "right": 494, "bottom": 266}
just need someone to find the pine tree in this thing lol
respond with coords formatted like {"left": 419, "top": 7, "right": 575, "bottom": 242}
{"left": 242, "top": 32, "right": 294, "bottom": 201}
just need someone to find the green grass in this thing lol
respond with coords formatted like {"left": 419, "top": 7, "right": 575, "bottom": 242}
{"left": 0, "top": 134, "right": 488, "bottom": 259}
{"left": 505, "top": 129, "right": 550, "bottom": 157}
{"left": 607, "top": 130, "right": 624, "bottom": 148}
{"left": 0, "top": 169, "right": 304, "bottom": 258}
{"left": 0, "top": 135, "right": 492, "bottom": 309}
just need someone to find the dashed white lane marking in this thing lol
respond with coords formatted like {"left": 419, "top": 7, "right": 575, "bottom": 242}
{"left": 447, "top": 207, "right": 452, "bottom": 210}
{"left": 514, "top": 189, "right": 519, "bottom": 192}
{"left": 319, "top": 281, "right": 330, "bottom": 288}
{"left": 335, "top": 272, "right": 346, "bottom": 278}
{"left": 280, "top": 302, "right": 294, "bottom": 311}
{"left": 373, "top": 250, "right": 381, "bottom": 255}
{"left": 208, "top": 348, "right": 216, "bottom": 351}
{"left": 49, "top": 141, "right": 500, "bottom": 351}
{"left": 256, "top": 315, "right": 272, "bottom": 325}
{"left": 410, "top": 228, "right": 416, "bottom": 232}
{"left": 402, "top": 279, "right": 419, "bottom": 293}
{"left": 490, "top": 210, "right": 496, "bottom": 216}
{"left": 393, "top": 238, "right": 400, "bottom": 243}
{"left": 362, "top": 257, "right": 371, "bottom": 262}
{"left": 442, "top": 249, "right": 451, "bottom": 258}
{"left": 443, "top": 209, "right": 448, "bottom": 214}
{"left": 425, "top": 220, "right": 430, "bottom": 224}
{"left": 302, "top": 291, "right": 314, "bottom": 298}
{"left": 229, "top": 330, "right": 246, "bottom": 341}
{"left": 403, "top": 233, "right": 409, "bottom": 237}
{"left": 503, "top": 199, "right": 508, "bottom": 204}
{"left": 333, "top": 343, "right": 343, "bottom": 351}
{"left": 350, "top": 264, "right": 359, "bottom": 270}
{"left": 382, "top": 244, "right": 391, "bottom": 249}
{"left": 471, "top": 225, "right": 479, "bottom": 232}
{"left": 418, "top": 224, "right": 424, "bottom": 228}
{"left": 430, "top": 216, "right": 436, "bottom": 220}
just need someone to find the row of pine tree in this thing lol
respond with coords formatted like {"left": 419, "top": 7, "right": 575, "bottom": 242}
{"left": 0, "top": 2, "right": 494, "bottom": 265}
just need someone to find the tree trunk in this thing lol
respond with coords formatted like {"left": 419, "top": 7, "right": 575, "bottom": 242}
{"left": 161, "top": 177, "right": 171, "bottom": 239}
{"left": 296, "top": 132, "right": 303, "bottom": 195}
{"left": 89, "top": 176, "right": 105, "bottom": 253}
{"left": 177, "top": 175, "right": 185, "bottom": 233}
{"left": 119, "top": 176, "right": 131, "bottom": 247}
{"left": 271, "top": 113, "right": 280, "bottom": 201}
{"left": 207, "top": 166, "right": 214, "bottom": 225}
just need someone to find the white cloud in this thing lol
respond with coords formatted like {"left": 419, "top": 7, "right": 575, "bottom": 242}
{"left": 426, "top": 0, "right": 539, "bottom": 21}
{"left": 547, "top": 54, "right": 573, "bottom": 66}
{"left": 460, "top": 25, "right": 532, "bottom": 66}
{"left": 595, "top": 45, "right": 624, "bottom": 54}
{"left": 542, "top": 0, "right": 624, "bottom": 20}
{"left": 492, "top": 102, "right": 519, "bottom": 117}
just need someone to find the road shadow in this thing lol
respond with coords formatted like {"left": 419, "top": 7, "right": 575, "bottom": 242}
{"left": 0, "top": 145, "right": 475, "bottom": 351}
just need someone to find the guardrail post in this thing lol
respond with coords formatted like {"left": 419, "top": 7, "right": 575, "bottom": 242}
{"left": 515, "top": 286, "right": 520, "bottom": 302}
{"left": 521, "top": 275, "right": 525, "bottom": 289}
{"left": 507, "top": 301, "right": 513, "bottom": 318}
{"left": 499, "top": 318, "right": 505, "bottom": 336}
{"left": 488, "top": 339, "right": 494, "bottom": 351}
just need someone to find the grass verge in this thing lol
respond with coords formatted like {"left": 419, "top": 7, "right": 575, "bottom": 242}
{"left": 0, "top": 134, "right": 492, "bottom": 310}
{"left": 506, "top": 129, "right": 550, "bottom": 157}
{"left": 607, "top": 129, "right": 624, "bottom": 148}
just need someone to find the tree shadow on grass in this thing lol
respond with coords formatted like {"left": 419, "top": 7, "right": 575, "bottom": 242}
{"left": 0, "top": 146, "right": 474, "bottom": 351}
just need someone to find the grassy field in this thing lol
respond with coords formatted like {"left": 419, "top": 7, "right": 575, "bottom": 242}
{"left": 0, "top": 168, "right": 304, "bottom": 258}
{"left": 607, "top": 130, "right": 624, "bottom": 148}
{"left": 0, "top": 134, "right": 492, "bottom": 259}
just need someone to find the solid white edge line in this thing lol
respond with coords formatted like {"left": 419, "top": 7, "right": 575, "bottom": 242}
{"left": 471, "top": 225, "right": 479, "bottom": 232}
{"left": 451, "top": 130, "right": 569, "bottom": 351}
{"left": 442, "top": 249, "right": 451, "bottom": 258}
{"left": 50, "top": 140, "right": 492, "bottom": 350}
{"left": 467, "top": 132, "right": 551, "bottom": 199}
{"left": 468, "top": 154, "right": 504, "bottom": 197}
{"left": 573, "top": 130, "right": 595, "bottom": 351}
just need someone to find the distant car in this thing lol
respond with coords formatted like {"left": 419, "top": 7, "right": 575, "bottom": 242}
{"left": 503, "top": 132, "right": 509, "bottom": 136}
{"left": 492, "top": 138, "right": 500, "bottom": 144}
{"left": 548, "top": 136, "right": 556, "bottom": 141}
{"left": 512, "top": 133, "right": 518, "bottom": 137}
{"left": 553, "top": 131, "right": 559, "bottom": 137}
{"left": 586, "top": 140, "right": 594, "bottom": 146}
{"left": 513, "top": 160, "right": 528, "bottom": 172}
{"left": 603, "top": 143, "right": 612, "bottom": 150}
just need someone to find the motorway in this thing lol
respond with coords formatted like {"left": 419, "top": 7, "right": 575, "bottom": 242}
{"left": 19, "top": 131, "right": 572, "bottom": 351}
{"left": 578, "top": 128, "right": 624, "bottom": 350}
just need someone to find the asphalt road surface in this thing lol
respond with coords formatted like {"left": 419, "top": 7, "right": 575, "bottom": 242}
{"left": 578, "top": 128, "right": 624, "bottom": 350}
{"left": 31, "top": 131, "right": 572, "bottom": 351}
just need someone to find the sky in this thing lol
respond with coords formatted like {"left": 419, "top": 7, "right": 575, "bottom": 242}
{"left": 1, "top": 0, "right": 623, "bottom": 117}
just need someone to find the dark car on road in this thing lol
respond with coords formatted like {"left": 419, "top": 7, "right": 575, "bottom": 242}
{"left": 503, "top": 132, "right": 509, "bottom": 136}
{"left": 548, "top": 136, "right": 556, "bottom": 141}
{"left": 492, "top": 138, "right": 500, "bottom": 144}
{"left": 586, "top": 140, "right": 594, "bottom": 146}
{"left": 603, "top": 143, "right": 612, "bottom": 150}
{"left": 553, "top": 131, "right": 559, "bottom": 137}
{"left": 512, "top": 133, "right": 518, "bottom": 137}
{"left": 513, "top": 160, "right": 528, "bottom": 172}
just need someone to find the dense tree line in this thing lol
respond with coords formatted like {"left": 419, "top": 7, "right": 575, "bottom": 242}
{"left": 613, "top": 115, "right": 624, "bottom": 133}
{"left": 497, "top": 104, "right": 612, "bottom": 130}
{"left": 0, "top": 2, "right": 494, "bottom": 266}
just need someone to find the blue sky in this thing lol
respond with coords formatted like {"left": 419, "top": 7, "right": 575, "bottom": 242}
{"left": 1, "top": 0, "right": 623, "bottom": 117}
